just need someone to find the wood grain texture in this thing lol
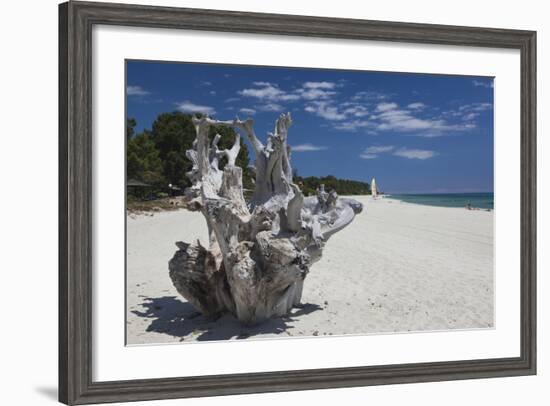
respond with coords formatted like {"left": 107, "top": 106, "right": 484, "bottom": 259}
{"left": 58, "top": 1, "right": 537, "bottom": 404}
{"left": 58, "top": 3, "right": 69, "bottom": 403}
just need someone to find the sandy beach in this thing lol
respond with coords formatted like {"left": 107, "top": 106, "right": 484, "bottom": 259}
{"left": 126, "top": 196, "right": 493, "bottom": 345}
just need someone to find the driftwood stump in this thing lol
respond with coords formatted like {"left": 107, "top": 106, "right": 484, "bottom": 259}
{"left": 169, "top": 113, "right": 363, "bottom": 325}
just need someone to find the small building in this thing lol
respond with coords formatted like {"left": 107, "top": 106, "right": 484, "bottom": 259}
{"left": 168, "top": 183, "right": 182, "bottom": 197}
{"left": 127, "top": 178, "right": 153, "bottom": 199}
{"left": 127, "top": 178, "right": 151, "bottom": 188}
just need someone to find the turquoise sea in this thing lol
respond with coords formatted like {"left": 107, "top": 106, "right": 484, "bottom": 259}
{"left": 388, "top": 193, "right": 494, "bottom": 210}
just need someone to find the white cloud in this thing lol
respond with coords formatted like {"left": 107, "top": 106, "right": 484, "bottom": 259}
{"left": 333, "top": 119, "right": 373, "bottom": 131}
{"left": 235, "top": 82, "right": 484, "bottom": 138}
{"left": 302, "top": 81, "right": 336, "bottom": 89}
{"left": 359, "top": 153, "right": 378, "bottom": 159}
{"left": 360, "top": 145, "right": 436, "bottom": 160}
{"left": 330, "top": 99, "right": 477, "bottom": 135}
{"left": 239, "top": 81, "right": 338, "bottom": 103}
{"left": 359, "top": 145, "right": 395, "bottom": 159}
{"left": 291, "top": 143, "right": 328, "bottom": 152}
{"left": 376, "top": 102, "right": 399, "bottom": 112}
{"left": 272, "top": 93, "right": 301, "bottom": 102}
{"left": 176, "top": 100, "right": 216, "bottom": 115}
{"left": 297, "top": 88, "right": 336, "bottom": 100}
{"left": 199, "top": 81, "right": 213, "bottom": 86}
{"left": 472, "top": 80, "right": 493, "bottom": 88}
{"left": 239, "top": 82, "right": 300, "bottom": 102}
{"left": 343, "top": 105, "right": 369, "bottom": 117}
{"left": 257, "top": 103, "right": 284, "bottom": 112}
{"left": 127, "top": 85, "right": 149, "bottom": 96}
{"left": 252, "top": 81, "right": 275, "bottom": 87}
{"left": 375, "top": 106, "right": 471, "bottom": 134}
{"left": 462, "top": 112, "right": 479, "bottom": 121}
{"left": 240, "top": 83, "right": 285, "bottom": 100}
{"left": 459, "top": 102, "right": 492, "bottom": 112}
{"left": 393, "top": 147, "right": 437, "bottom": 160}
{"left": 239, "top": 108, "right": 256, "bottom": 115}
{"left": 304, "top": 101, "right": 346, "bottom": 121}
{"left": 407, "top": 102, "right": 426, "bottom": 110}
{"left": 437, "top": 102, "right": 492, "bottom": 128}
{"left": 224, "top": 97, "right": 240, "bottom": 103}
{"left": 351, "top": 91, "right": 389, "bottom": 102}
{"left": 364, "top": 145, "right": 395, "bottom": 154}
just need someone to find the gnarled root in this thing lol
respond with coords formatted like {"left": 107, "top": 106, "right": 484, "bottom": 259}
{"left": 169, "top": 114, "right": 363, "bottom": 324}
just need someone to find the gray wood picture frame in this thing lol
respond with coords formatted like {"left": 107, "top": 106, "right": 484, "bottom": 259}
{"left": 59, "top": 1, "right": 537, "bottom": 404}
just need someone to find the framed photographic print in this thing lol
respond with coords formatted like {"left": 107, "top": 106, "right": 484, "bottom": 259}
{"left": 59, "top": 1, "right": 536, "bottom": 404}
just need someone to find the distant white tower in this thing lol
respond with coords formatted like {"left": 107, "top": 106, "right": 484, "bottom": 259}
{"left": 371, "top": 178, "right": 378, "bottom": 198}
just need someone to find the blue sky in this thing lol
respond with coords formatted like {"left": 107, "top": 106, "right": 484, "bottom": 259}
{"left": 127, "top": 60, "right": 494, "bottom": 194}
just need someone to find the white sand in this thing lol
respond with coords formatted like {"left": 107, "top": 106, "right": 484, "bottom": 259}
{"left": 126, "top": 196, "right": 493, "bottom": 344}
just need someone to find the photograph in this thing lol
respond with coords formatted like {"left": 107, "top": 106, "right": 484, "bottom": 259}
{"left": 125, "top": 60, "right": 495, "bottom": 345}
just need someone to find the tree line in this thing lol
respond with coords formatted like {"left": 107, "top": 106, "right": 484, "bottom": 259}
{"left": 294, "top": 174, "right": 370, "bottom": 197}
{"left": 127, "top": 112, "right": 370, "bottom": 199}
{"left": 127, "top": 112, "right": 254, "bottom": 198}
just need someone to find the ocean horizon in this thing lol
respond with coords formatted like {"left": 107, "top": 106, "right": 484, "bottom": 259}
{"left": 387, "top": 192, "right": 494, "bottom": 210}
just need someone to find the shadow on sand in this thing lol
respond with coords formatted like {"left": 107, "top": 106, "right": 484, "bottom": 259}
{"left": 131, "top": 296, "right": 322, "bottom": 342}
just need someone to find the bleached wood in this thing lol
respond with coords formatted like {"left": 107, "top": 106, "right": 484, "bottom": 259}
{"left": 169, "top": 113, "right": 363, "bottom": 324}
